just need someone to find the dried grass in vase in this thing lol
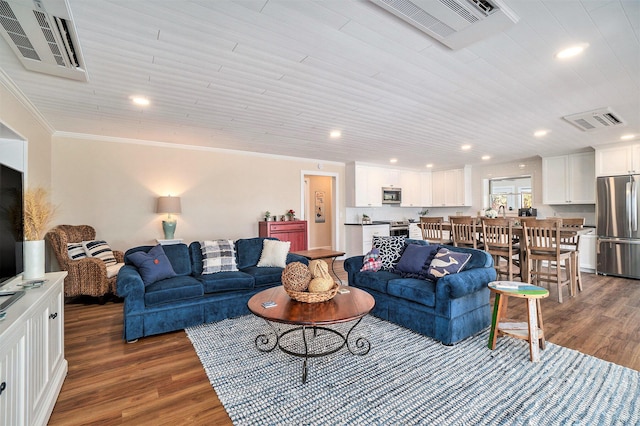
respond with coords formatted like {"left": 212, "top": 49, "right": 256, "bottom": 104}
{"left": 23, "top": 187, "right": 57, "bottom": 241}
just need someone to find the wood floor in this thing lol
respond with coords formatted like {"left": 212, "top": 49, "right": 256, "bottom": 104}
{"left": 48, "top": 264, "right": 640, "bottom": 425}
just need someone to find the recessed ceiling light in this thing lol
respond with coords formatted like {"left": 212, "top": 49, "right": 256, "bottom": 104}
{"left": 534, "top": 130, "right": 549, "bottom": 137}
{"left": 461, "top": 144, "right": 472, "bottom": 151}
{"left": 390, "top": 158, "right": 398, "bottom": 164}
{"left": 518, "top": 164, "right": 526, "bottom": 169}
{"left": 481, "top": 155, "right": 491, "bottom": 160}
{"left": 621, "top": 134, "right": 636, "bottom": 140}
{"left": 131, "top": 96, "right": 150, "bottom": 106}
{"left": 555, "top": 43, "right": 589, "bottom": 59}
{"left": 426, "top": 163, "right": 433, "bottom": 168}
{"left": 329, "top": 130, "right": 341, "bottom": 139}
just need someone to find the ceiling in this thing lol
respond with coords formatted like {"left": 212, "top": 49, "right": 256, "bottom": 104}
{"left": 0, "top": 0, "right": 638, "bottom": 170}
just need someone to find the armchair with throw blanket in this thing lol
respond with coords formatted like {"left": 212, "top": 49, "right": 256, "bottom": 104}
{"left": 46, "top": 225, "right": 124, "bottom": 299}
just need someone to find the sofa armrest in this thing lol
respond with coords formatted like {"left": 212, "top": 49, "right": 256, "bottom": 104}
{"left": 436, "top": 267, "right": 497, "bottom": 300}
{"left": 344, "top": 256, "right": 364, "bottom": 286}
{"left": 286, "top": 253, "right": 309, "bottom": 265}
{"left": 116, "top": 265, "right": 146, "bottom": 313}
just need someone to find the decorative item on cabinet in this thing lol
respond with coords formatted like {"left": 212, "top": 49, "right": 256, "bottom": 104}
{"left": 264, "top": 211, "right": 271, "bottom": 221}
{"left": 23, "top": 187, "right": 57, "bottom": 280}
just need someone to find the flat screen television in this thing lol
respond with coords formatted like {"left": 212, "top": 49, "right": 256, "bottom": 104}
{"left": 0, "top": 163, "right": 23, "bottom": 286}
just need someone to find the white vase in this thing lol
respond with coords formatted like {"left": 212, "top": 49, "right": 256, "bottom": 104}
{"left": 23, "top": 240, "right": 45, "bottom": 280}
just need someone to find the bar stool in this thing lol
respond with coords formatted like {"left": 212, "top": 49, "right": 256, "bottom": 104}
{"left": 560, "top": 217, "right": 585, "bottom": 294}
{"left": 488, "top": 281, "right": 549, "bottom": 362}
{"left": 419, "top": 216, "right": 451, "bottom": 244}
{"left": 450, "top": 216, "right": 482, "bottom": 249}
{"left": 481, "top": 218, "right": 519, "bottom": 281}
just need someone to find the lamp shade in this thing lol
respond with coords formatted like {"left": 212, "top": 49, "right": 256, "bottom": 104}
{"left": 156, "top": 196, "right": 182, "bottom": 214}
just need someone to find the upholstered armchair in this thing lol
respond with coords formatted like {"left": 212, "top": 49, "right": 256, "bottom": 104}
{"left": 46, "top": 225, "right": 124, "bottom": 299}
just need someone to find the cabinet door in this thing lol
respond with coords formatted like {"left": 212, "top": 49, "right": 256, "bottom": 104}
{"left": 362, "top": 225, "right": 389, "bottom": 254}
{"left": 595, "top": 145, "right": 632, "bottom": 176}
{"left": 568, "top": 152, "right": 595, "bottom": 203}
{"left": 354, "top": 165, "right": 382, "bottom": 207}
{"left": 431, "top": 171, "right": 446, "bottom": 206}
{"left": 420, "top": 172, "right": 432, "bottom": 207}
{"left": 444, "top": 169, "right": 464, "bottom": 206}
{"left": 0, "top": 328, "right": 26, "bottom": 426}
{"left": 400, "top": 171, "right": 420, "bottom": 207}
{"left": 579, "top": 232, "right": 596, "bottom": 272}
{"left": 542, "top": 156, "right": 569, "bottom": 204}
{"left": 28, "top": 298, "right": 51, "bottom": 422}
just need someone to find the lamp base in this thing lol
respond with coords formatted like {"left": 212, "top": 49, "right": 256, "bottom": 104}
{"left": 162, "top": 219, "right": 177, "bottom": 239}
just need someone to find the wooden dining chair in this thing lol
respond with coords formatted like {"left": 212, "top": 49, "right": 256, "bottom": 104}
{"left": 450, "top": 216, "right": 481, "bottom": 249}
{"left": 481, "top": 218, "right": 519, "bottom": 281}
{"left": 559, "top": 217, "right": 585, "bottom": 294}
{"left": 521, "top": 218, "right": 575, "bottom": 303}
{"left": 419, "top": 216, "right": 451, "bottom": 244}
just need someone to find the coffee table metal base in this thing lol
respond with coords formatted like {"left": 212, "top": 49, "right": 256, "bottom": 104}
{"left": 255, "top": 317, "right": 370, "bottom": 383}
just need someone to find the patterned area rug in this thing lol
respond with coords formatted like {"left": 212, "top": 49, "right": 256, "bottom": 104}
{"left": 186, "top": 315, "right": 639, "bottom": 425}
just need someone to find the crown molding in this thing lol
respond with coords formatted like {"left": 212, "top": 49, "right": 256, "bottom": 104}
{"left": 53, "top": 131, "right": 345, "bottom": 166}
{"left": 0, "top": 68, "right": 55, "bottom": 134}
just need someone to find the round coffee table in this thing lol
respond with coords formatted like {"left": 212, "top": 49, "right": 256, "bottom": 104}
{"left": 248, "top": 286, "right": 375, "bottom": 383}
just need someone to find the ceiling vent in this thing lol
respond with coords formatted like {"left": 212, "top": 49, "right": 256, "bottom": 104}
{"left": 368, "top": 0, "right": 519, "bottom": 50}
{"left": 562, "top": 107, "right": 626, "bottom": 132}
{"left": 0, "top": 0, "right": 87, "bottom": 81}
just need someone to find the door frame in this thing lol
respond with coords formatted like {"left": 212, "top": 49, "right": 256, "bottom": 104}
{"left": 300, "top": 170, "right": 340, "bottom": 251}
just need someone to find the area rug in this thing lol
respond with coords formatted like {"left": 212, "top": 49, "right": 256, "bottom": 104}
{"left": 186, "top": 315, "right": 639, "bottom": 425}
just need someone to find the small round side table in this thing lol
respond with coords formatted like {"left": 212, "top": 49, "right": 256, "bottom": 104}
{"left": 487, "top": 281, "right": 549, "bottom": 362}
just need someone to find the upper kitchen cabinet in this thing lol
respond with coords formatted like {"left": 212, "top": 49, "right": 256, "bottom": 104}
{"left": 595, "top": 142, "right": 640, "bottom": 176}
{"left": 399, "top": 170, "right": 421, "bottom": 207}
{"left": 346, "top": 163, "right": 382, "bottom": 207}
{"left": 380, "top": 169, "right": 400, "bottom": 187}
{"left": 420, "top": 172, "right": 432, "bottom": 207}
{"left": 431, "top": 166, "right": 472, "bottom": 207}
{"left": 542, "top": 152, "right": 595, "bottom": 204}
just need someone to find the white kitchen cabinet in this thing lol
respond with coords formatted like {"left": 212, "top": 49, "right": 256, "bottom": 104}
{"left": 542, "top": 152, "right": 595, "bottom": 204}
{"left": 579, "top": 230, "right": 596, "bottom": 272}
{"left": 0, "top": 272, "right": 67, "bottom": 426}
{"left": 420, "top": 172, "right": 432, "bottom": 207}
{"left": 346, "top": 163, "right": 382, "bottom": 207}
{"left": 595, "top": 143, "right": 640, "bottom": 176}
{"left": 345, "top": 224, "right": 389, "bottom": 258}
{"left": 431, "top": 166, "right": 471, "bottom": 207}
{"left": 380, "top": 169, "right": 400, "bottom": 187}
{"left": 399, "top": 170, "right": 421, "bottom": 207}
{"left": 409, "top": 223, "right": 423, "bottom": 240}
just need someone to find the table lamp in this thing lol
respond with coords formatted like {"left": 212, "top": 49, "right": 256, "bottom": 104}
{"left": 156, "top": 196, "right": 182, "bottom": 239}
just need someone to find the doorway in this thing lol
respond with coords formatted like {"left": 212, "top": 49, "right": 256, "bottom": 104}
{"left": 302, "top": 171, "right": 338, "bottom": 250}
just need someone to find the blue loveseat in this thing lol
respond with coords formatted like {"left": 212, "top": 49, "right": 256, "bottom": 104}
{"left": 116, "top": 237, "right": 308, "bottom": 341}
{"left": 344, "top": 240, "right": 496, "bottom": 345}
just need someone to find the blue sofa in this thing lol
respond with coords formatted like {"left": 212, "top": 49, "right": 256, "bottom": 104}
{"left": 344, "top": 241, "right": 496, "bottom": 345}
{"left": 116, "top": 237, "right": 308, "bottom": 341}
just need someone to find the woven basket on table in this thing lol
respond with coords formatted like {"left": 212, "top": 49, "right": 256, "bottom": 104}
{"left": 284, "top": 283, "right": 340, "bottom": 303}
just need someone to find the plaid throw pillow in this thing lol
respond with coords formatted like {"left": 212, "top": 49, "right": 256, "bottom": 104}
{"left": 360, "top": 248, "right": 382, "bottom": 272}
{"left": 201, "top": 239, "right": 238, "bottom": 274}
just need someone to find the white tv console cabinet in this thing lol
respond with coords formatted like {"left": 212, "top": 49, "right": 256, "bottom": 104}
{"left": 0, "top": 272, "right": 67, "bottom": 426}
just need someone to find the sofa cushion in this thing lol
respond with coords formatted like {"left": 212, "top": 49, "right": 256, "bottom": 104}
{"left": 197, "top": 271, "right": 254, "bottom": 293}
{"left": 128, "top": 244, "right": 178, "bottom": 286}
{"left": 144, "top": 275, "right": 203, "bottom": 306}
{"left": 161, "top": 243, "right": 192, "bottom": 276}
{"left": 352, "top": 269, "right": 400, "bottom": 294}
{"left": 426, "top": 248, "right": 472, "bottom": 281}
{"left": 372, "top": 236, "right": 406, "bottom": 270}
{"left": 257, "top": 239, "right": 290, "bottom": 268}
{"left": 240, "top": 266, "right": 285, "bottom": 287}
{"left": 201, "top": 239, "right": 238, "bottom": 273}
{"left": 236, "top": 237, "right": 276, "bottom": 269}
{"left": 360, "top": 248, "right": 382, "bottom": 272}
{"left": 67, "top": 242, "right": 87, "bottom": 260}
{"left": 393, "top": 244, "right": 439, "bottom": 278}
{"left": 387, "top": 277, "right": 436, "bottom": 308}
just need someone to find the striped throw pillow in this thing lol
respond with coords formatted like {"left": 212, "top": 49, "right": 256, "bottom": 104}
{"left": 67, "top": 243, "right": 88, "bottom": 260}
{"left": 201, "top": 239, "right": 238, "bottom": 274}
{"left": 82, "top": 240, "right": 117, "bottom": 266}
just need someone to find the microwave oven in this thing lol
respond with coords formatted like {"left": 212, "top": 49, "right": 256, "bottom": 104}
{"left": 382, "top": 187, "right": 402, "bottom": 204}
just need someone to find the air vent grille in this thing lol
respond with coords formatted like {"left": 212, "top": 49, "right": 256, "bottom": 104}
{"left": 0, "top": 0, "right": 40, "bottom": 60}
{"left": 33, "top": 10, "right": 64, "bottom": 66}
{"left": 563, "top": 108, "right": 626, "bottom": 132}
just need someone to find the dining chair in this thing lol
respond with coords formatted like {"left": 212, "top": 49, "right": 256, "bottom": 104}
{"left": 450, "top": 216, "right": 482, "bottom": 249}
{"left": 481, "top": 218, "right": 519, "bottom": 281}
{"left": 419, "top": 216, "right": 451, "bottom": 244}
{"left": 559, "top": 217, "right": 585, "bottom": 294}
{"left": 521, "top": 218, "right": 575, "bottom": 303}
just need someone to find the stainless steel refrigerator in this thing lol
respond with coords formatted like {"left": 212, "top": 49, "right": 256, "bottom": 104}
{"left": 596, "top": 174, "right": 640, "bottom": 279}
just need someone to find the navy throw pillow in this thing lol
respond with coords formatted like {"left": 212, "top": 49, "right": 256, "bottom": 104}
{"left": 394, "top": 244, "right": 439, "bottom": 279}
{"left": 426, "top": 248, "right": 472, "bottom": 281}
{"left": 128, "top": 244, "right": 177, "bottom": 286}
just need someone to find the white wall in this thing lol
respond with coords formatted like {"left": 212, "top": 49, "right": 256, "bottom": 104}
{"left": 51, "top": 135, "right": 345, "bottom": 252}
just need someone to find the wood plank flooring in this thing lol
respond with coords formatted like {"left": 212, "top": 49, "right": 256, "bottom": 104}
{"left": 49, "top": 264, "right": 640, "bottom": 425}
